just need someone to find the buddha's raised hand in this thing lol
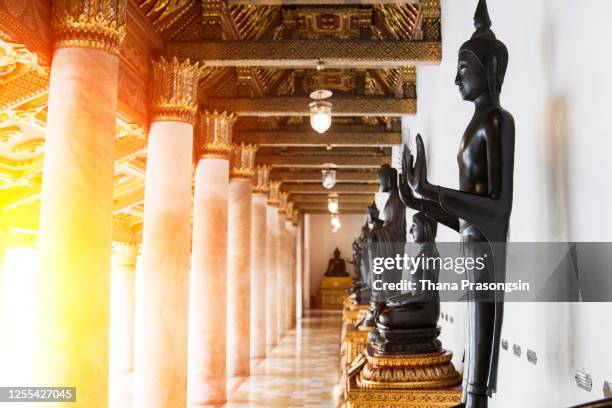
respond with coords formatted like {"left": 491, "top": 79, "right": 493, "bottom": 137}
{"left": 405, "top": 134, "right": 430, "bottom": 197}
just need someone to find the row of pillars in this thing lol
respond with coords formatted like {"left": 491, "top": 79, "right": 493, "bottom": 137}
{"left": 27, "top": 3, "right": 302, "bottom": 407}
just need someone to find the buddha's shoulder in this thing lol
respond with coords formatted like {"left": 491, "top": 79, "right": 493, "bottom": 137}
{"left": 480, "top": 107, "right": 515, "bottom": 131}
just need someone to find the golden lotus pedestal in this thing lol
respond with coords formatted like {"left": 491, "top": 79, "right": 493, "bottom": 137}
{"left": 346, "top": 346, "right": 463, "bottom": 407}
{"left": 317, "top": 276, "right": 353, "bottom": 309}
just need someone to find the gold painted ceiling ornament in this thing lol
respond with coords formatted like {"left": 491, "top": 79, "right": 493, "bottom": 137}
{"left": 267, "top": 180, "right": 281, "bottom": 206}
{"left": 0, "top": 125, "right": 21, "bottom": 145}
{"left": 0, "top": 40, "right": 46, "bottom": 77}
{"left": 230, "top": 143, "right": 258, "bottom": 180}
{"left": 199, "top": 110, "right": 236, "bottom": 160}
{"left": 278, "top": 191, "right": 289, "bottom": 214}
{"left": 12, "top": 138, "right": 45, "bottom": 156}
{"left": 252, "top": 165, "right": 270, "bottom": 195}
{"left": 151, "top": 57, "right": 205, "bottom": 125}
{"left": 51, "top": 0, "right": 127, "bottom": 57}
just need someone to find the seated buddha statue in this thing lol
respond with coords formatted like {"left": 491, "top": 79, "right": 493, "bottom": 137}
{"left": 324, "top": 248, "right": 349, "bottom": 277}
{"left": 370, "top": 212, "right": 442, "bottom": 355}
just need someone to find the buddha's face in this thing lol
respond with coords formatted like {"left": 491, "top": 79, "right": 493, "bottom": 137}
{"left": 368, "top": 205, "right": 379, "bottom": 221}
{"left": 378, "top": 172, "right": 390, "bottom": 192}
{"left": 455, "top": 50, "right": 488, "bottom": 101}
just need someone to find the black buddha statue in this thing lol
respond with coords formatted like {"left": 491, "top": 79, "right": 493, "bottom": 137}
{"left": 371, "top": 212, "right": 442, "bottom": 355}
{"left": 349, "top": 202, "right": 383, "bottom": 305}
{"left": 401, "top": 1, "right": 514, "bottom": 406}
{"left": 360, "top": 165, "right": 407, "bottom": 329}
{"left": 324, "top": 247, "right": 349, "bottom": 277}
{"left": 348, "top": 239, "right": 363, "bottom": 295}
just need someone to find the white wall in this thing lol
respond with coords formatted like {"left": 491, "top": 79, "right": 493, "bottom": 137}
{"left": 403, "top": 0, "right": 612, "bottom": 406}
{"left": 305, "top": 213, "right": 365, "bottom": 306}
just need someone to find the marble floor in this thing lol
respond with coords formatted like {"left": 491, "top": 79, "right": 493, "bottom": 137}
{"left": 109, "top": 310, "right": 344, "bottom": 407}
{"left": 227, "top": 310, "right": 344, "bottom": 407}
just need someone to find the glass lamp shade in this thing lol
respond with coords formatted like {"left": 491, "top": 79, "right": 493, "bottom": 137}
{"left": 330, "top": 214, "right": 341, "bottom": 232}
{"left": 328, "top": 197, "right": 339, "bottom": 214}
{"left": 322, "top": 169, "right": 336, "bottom": 189}
{"left": 309, "top": 101, "right": 332, "bottom": 134}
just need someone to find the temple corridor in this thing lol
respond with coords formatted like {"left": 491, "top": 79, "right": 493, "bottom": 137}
{"left": 2, "top": 0, "right": 612, "bottom": 407}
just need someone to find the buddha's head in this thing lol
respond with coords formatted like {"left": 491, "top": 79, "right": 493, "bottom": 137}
{"left": 378, "top": 164, "right": 398, "bottom": 193}
{"left": 455, "top": 0, "right": 508, "bottom": 102}
{"left": 334, "top": 247, "right": 341, "bottom": 258}
{"left": 410, "top": 212, "right": 438, "bottom": 244}
{"left": 367, "top": 201, "right": 379, "bottom": 223}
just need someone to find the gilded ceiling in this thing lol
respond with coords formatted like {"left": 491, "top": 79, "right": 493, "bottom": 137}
{"left": 0, "top": 0, "right": 441, "bottom": 242}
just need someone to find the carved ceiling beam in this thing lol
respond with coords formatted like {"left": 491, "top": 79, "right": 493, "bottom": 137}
{"left": 166, "top": 39, "right": 441, "bottom": 69}
{"left": 300, "top": 208, "right": 367, "bottom": 215}
{"left": 235, "top": 130, "right": 400, "bottom": 147}
{"left": 271, "top": 170, "right": 378, "bottom": 183}
{"left": 113, "top": 187, "right": 145, "bottom": 213}
{"left": 294, "top": 202, "right": 369, "bottom": 212}
{"left": 207, "top": 96, "right": 415, "bottom": 116}
{"left": 257, "top": 153, "right": 389, "bottom": 168}
{"left": 281, "top": 183, "right": 378, "bottom": 194}
{"left": 290, "top": 193, "right": 374, "bottom": 203}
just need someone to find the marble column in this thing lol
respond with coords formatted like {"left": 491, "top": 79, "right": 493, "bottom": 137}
{"left": 34, "top": 3, "right": 126, "bottom": 407}
{"left": 110, "top": 243, "right": 138, "bottom": 373}
{"left": 285, "top": 214, "right": 296, "bottom": 330}
{"left": 135, "top": 57, "right": 202, "bottom": 408}
{"left": 266, "top": 182, "right": 281, "bottom": 350}
{"left": 295, "top": 213, "right": 304, "bottom": 320}
{"left": 188, "top": 111, "right": 235, "bottom": 406}
{"left": 276, "top": 193, "right": 288, "bottom": 341}
{"left": 250, "top": 166, "right": 270, "bottom": 360}
{"left": 227, "top": 144, "right": 258, "bottom": 378}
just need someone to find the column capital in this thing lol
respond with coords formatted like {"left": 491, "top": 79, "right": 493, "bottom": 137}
{"left": 197, "top": 110, "right": 236, "bottom": 159}
{"left": 277, "top": 192, "right": 289, "bottom": 214}
{"left": 285, "top": 201, "right": 294, "bottom": 220}
{"left": 230, "top": 143, "right": 258, "bottom": 180}
{"left": 151, "top": 57, "right": 203, "bottom": 125}
{"left": 267, "top": 181, "right": 281, "bottom": 206}
{"left": 113, "top": 242, "right": 138, "bottom": 268}
{"left": 291, "top": 209, "right": 299, "bottom": 226}
{"left": 52, "top": 0, "right": 127, "bottom": 57}
{"left": 252, "top": 165, "right": 270, "bottom": 195}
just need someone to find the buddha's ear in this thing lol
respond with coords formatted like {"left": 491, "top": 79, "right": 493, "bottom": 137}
{"left": 486, "top": 55, "right": 499, "bottom": 96}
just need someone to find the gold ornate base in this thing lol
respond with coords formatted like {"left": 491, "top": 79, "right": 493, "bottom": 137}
{"left": 347, "top": 377, "right": 463, "bottom": 408}
{"left": 343, "top": 302, "right": 369, "bottom": 326}
{"left": 318, "top": 276, "right": 353, "bottom": 309}
{"left": 345, "top": 347, "right": 462, "bottom": 407}
{"left": 344, "top": 326, "right": 371, "bottom": 368}
{"left": 358, "top": 349, "right": 461, "bottom": 390}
